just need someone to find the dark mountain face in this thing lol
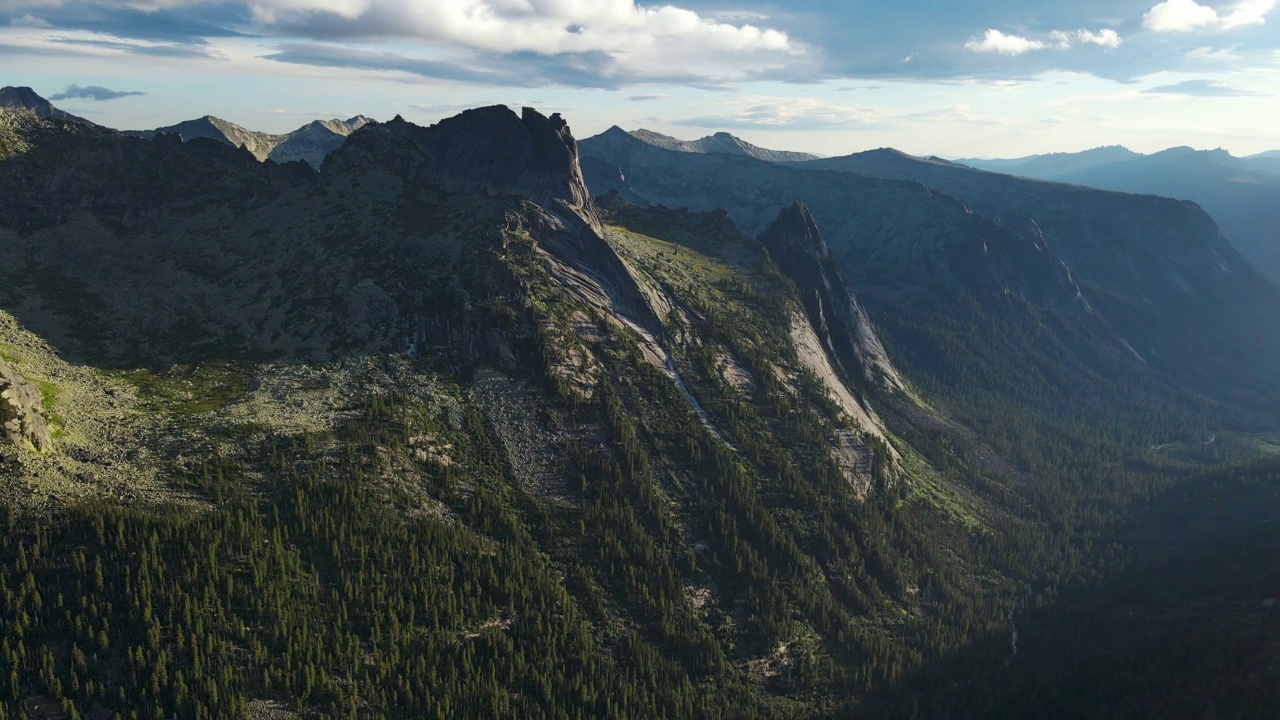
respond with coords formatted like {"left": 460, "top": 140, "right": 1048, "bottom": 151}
{"left": 0, "top": 86, "right": 95, "bottom": 125}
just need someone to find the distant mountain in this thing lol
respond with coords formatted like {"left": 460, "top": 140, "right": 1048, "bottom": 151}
{"left": 958, "top": 145, "right": 1139, "bottom": 178}
{"left": 127, "top": 114, "right": 371, "bottom": 167}
{"left": 582, "top": 128, "right": 1280, "bottom": 407}
{"left": 1242, "top": 153, "right": 1280, "bottom": 178}
{"left": 624, "top": 127, "right": 819, "bottom": 162}
{"left": 267, "top": 116, "right": 372, "bottom": 167}
{"left": 0, "top": 86, "right": 95, "bottom": 126}
{"left": 963, "top": 146, "right": 1280, "bottom": 285}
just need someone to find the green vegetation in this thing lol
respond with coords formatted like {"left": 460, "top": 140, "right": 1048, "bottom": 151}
{"left": 0, "top": 167, "right": 1274, "bottom": 717}
{"left": 115, "top": 363, "right": 254, "bottom": 416}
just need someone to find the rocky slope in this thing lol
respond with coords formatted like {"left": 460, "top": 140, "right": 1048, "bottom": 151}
{"left": 267, "top": 115, "right": 371, "bottom": 167}
{"left": 0, "top": 358, "right": 51, "bottom": 457}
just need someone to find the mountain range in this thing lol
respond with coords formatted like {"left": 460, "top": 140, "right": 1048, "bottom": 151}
{"left": 959, "top": 145, "right": 1280, "bottom": 283}
{"left": 0, "top": 86, "right": 370, "bottom": 169}
{"left": 0, "top": 88, "right": 1277, "bottom": 718}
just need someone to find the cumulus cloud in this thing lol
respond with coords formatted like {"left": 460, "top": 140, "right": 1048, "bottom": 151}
{"left": 1143, "top": 0, "right": 1275, "bottom": 32}
{"left": 1076, "top": 29, "right": 1123, "bottom": 48}
{"left": 49, "top": 84, "right": 145, "bottom": 100}
{"left": 965, "top": 29, "right": 1045, "bottom": 55}
{"left": 965, "top": 28, "right": 1122, "bottom": 55}
{"left": 0, "top": 0, "right": 798, "bottom": 88}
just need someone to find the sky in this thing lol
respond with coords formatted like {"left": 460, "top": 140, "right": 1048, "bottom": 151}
{"left": 1, "top": 0, "right": 1278, "bottom": 158}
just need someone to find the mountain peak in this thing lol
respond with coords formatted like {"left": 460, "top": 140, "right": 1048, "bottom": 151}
{"left": 617, "top": 127, "right": 819, "bottom": 163}
{"left": 758, "top": 201, "right": 906, "bottom": 393}
{"left": 334, "top": 104, "right": 592, "bottom": 211}
{"left": 0, "top": 86, "right": 95, "bottom": 126}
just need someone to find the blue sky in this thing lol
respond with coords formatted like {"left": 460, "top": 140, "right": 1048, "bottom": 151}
{"left": 1, "top": 0, "right": 1277, "bottom": 157}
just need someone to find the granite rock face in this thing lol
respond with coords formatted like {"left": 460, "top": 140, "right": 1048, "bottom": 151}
{"left": 758, "top": 201, "right": 905, "bottom": 392}
{"left": 0, "top": 360, "right": 51, "bottom": 456}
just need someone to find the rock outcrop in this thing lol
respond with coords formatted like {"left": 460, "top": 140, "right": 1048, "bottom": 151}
{"left": 759, "top": 201, "right": 905, "bottom": 392}
{"left": 0, "top": 360, "right": 52, "bottom": 456}
{"left": 334, "top": 106, "right": 592, "bottom": 210}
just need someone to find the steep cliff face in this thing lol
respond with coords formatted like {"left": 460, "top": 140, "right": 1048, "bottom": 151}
{"left": 758, "top": 201, "right": 905, "bottom": 393}
{"left": 333, "top": 106, "right": 592, "bottom": 211}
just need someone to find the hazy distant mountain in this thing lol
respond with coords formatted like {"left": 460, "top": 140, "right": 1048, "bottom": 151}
{"left": 0, "top": 86, "right": 95, "bottom": 126}
{"left": 625, "top": 127, "right": 819, "bottom": 162}
{"left": 128, "top": 114, "right": 371, "bottom": 167}
{"left": 1243, "top": 152, "right": 1280, "bottom": 178}
{"left": 956, "top": 145, "right": 1280, "bottom": 285}
{"left": 958, "top": 145, "right": 1139, "bottom": 179}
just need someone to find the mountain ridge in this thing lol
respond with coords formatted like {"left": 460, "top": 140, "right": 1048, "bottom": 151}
{"left": 623, "top": 126, "right": 820, "bottom": 162}
{"left": 0, "top": 86, "right": 95, "bottom": 126}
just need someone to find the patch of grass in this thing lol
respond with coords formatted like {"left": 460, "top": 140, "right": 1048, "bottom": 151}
{"left": 35, "top": 379, "right": 65, "bottom": 437}
{"left": 116, "top": 361, "right": 254, "bottom": 416}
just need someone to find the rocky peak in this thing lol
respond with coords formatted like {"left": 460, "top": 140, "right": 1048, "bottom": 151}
{"left": 759, "top": 201, "right": 905, "bottom": 392}
{"left": 336, "top": 105, "right": 593, "bottom": 211}
{"left": 0, "top": 86, "right": 94, "bottom": 126}
{"left": 762, "top": 200, "right": 830, "bottom": 261}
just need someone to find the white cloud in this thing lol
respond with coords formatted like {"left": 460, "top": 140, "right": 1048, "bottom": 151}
{"left": 965, "top": 29, "right": 1046, "bottom": 55}
{"left": 1048, "top": 31, "right": 1073, "bottom": 49}
{"left": 965, "top": 28, "right": 1122, "bottom": 54}
{"left": 1221, "top": 0, "right": 1276, "bottom": 27}
{"left": 1186, "top": 45, "right": 1240, "bottom": 61}
{"left": 7, "top": 0, "right": 794, "bottom": 56}
{"left": 1076, "top": 29, "right": 1123, "bottom": 48}
{"left": 1143, "top": 0, "right": 1275, "bottom": 32}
